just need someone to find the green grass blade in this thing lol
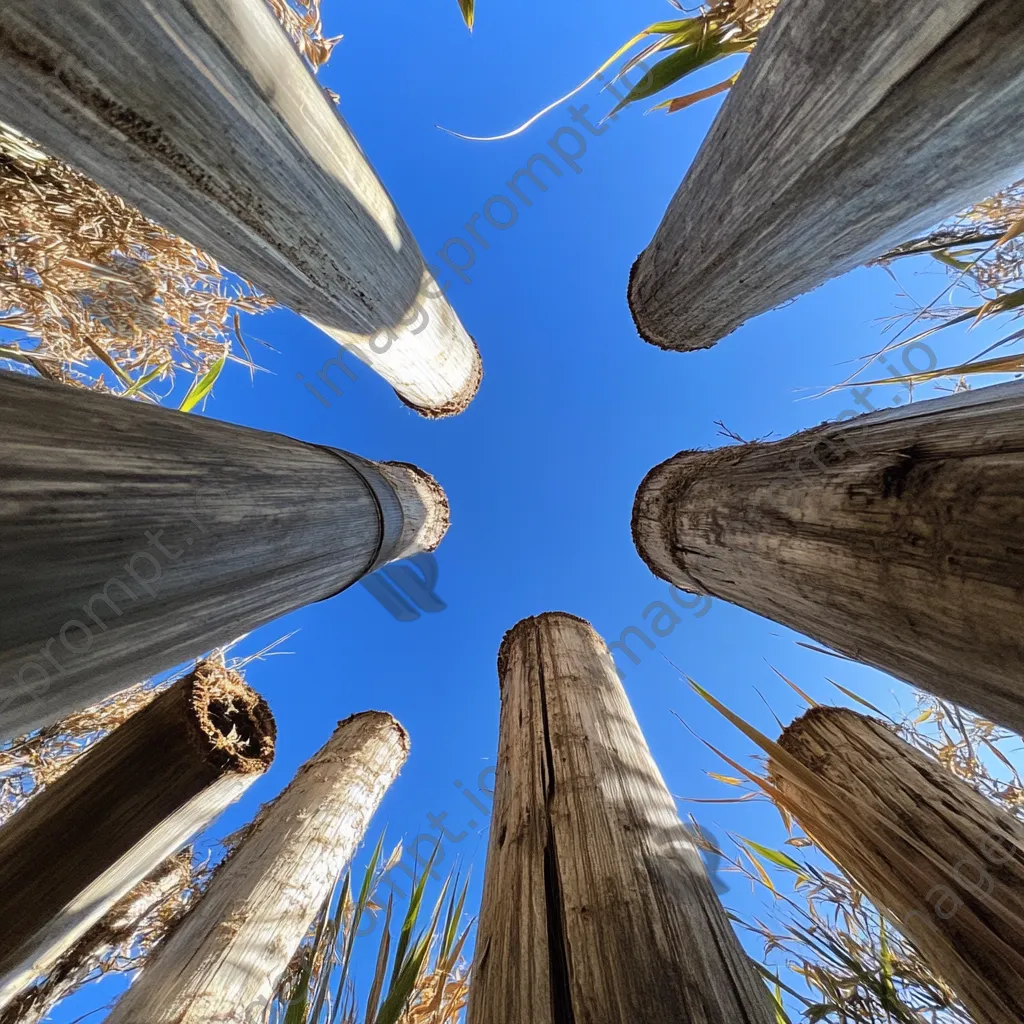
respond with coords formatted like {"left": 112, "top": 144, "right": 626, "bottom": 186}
{"left": 608, "top": 33, "right": 752, "bottom": 116}
{"left": 121, "top": 361, "right": 169, "bottom": 398}
{"left": 178, "top": 354, "right": 225, "bottom": 413}
{"left": 361, "top": 895, "right": 394, "bottom": 1024}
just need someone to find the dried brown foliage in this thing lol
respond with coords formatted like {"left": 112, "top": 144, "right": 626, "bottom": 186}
{"left": 0, "top": 124, "right": 271, "bottom": 395}
{"left": 0, "top": 0, "right": 341, "bottom": 397}
{"left": 266, "top": 0, "right": 343, "bottom": 73}
{"left": 724, "top": 0, "right": 781, "bottom": 34}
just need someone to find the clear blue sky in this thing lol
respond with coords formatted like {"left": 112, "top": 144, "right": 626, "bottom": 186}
{"left": 48, "top": 0, "right": 1012, "bottom": 1019}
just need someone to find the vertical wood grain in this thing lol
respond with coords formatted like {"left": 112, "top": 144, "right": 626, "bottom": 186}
{"left": 468, "top": 612, "right": 774, "bottom": 1024}
{"left": 0, "top": 371, "right": 448, "bottom": 739}
{"left": 629, "top": 0, "right": 1024, "bottom": 351}
{"left": 0, "top": 0, "right": 482, "bottom": 415}
{"left": 772, "top": 706, "right": 1024, "bottom": 1024}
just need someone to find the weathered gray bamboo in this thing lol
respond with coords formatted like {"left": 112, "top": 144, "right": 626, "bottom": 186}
{"left": 105, "top": 711, "right": 408, "bottom": 1024}
{"left": 0, "top": 663, "right": 274, "bottom": 1009}
{"left": 0, "top": 852, "right": 193, "bottom": 1024}
{"left": 771, "top": 706, "right": 1024, "bottom": 1024}
{"left": 0, "top": 0, "right": 481, "bottom": 416}
{"left": 633, "top": 382, "right": 1024, "bottom": 734}
{"left": 468, "top": 612, "right": 774, "bottom": 1024}
{"left": 628, "top": 0, "right": 1024, "bottom": 352}
{"left": 0, "top": 371, "right": 448, "bottom": 739}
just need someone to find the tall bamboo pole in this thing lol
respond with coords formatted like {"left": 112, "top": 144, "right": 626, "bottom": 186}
{"left": 633, "top": 382, "right": 1024, "bottom": 733}
{"left": 0, "top": 852, "right": 193, "bottom": 1024}
{"left": 628, "top": 0, "right": 1024, "bottom": 352}
{"left": 105, "top": 711, "right": 408, "bottom": 1024}
{"left": 0, "top": 0, "right": 482, "bottom": 416}
{"left": 468, "top": 612, "right": 774, "bottom": 1024}
{"left": 0, "top": 371, "right": 448, "bottom": 739}
{"left": 770, "top": 706, "right": 1024, "bottom": 1024}
{"left": 0, "top": 663, "right": 275, "bottom": 1008}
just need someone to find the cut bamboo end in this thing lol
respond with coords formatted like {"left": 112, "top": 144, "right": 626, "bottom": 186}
{"left": 336, "top": 710, "right": 410, "bottom": 758}
{"left": 394, "top": 333, "right": 484, "bottom": 419}
{"left": 775, "top": 705, "right": 861, "bottom": 767}
{"left": 627, "top": 251, "right": 716, "bottom": 352}
{"left": 0, "top": 662, "right": 275, "bottom": 1009}
{"left": 628, "top": 249, "right": 731, "bottom": 353}
{"left": 496, "top": 611, "right": 597, "bottom": 682}
{"left": 379, "top": 462, "right": 450, "bottom": 556}
{"left": 187, "top": 662, "right": 276, "bottom": 775}
{"left": 104, "top": 708, "right": 408, "bottom": 1024}
{"left": 631, "top": 448, "right": 733, "bottom": 590}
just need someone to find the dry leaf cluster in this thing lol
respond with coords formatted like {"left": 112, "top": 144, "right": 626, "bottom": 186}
{"left": 0, "top": 0, "right": 341, "bottom": 397}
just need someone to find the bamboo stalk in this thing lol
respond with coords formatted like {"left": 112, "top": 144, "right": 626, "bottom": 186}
{"left": 0, "top": 852, "right": 194, "bottom": 1024}
{"left": 628, "top": 0, "right": 1024, "bottom": 352}
{"left": 468, "top": 612, "right": 774, "bottom": 1024}
{"left": 771, "top": 706, "right": 1024, "bottom": 1024}
{"left": 0, "top": 662, "right": 275, "bottom": 1008}
{"left": 0, "top": 371, "right": 448, "bottom": 739}
{"left": 0, "top": 0, "right": 482, "bottom": 416}
{"left": 104, "top": 711, "right": 408, "bottom": 1024}
{"left": 633, "top": 381, "right": 1024, "bottom": 734}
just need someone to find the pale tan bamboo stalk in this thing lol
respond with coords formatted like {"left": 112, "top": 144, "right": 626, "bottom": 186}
{"left": 628, "top": 0, "right": 1024, "bottom": 352}
{"left": 771, "top": 706, "right": 1024, "bottom": 1024}
{"left": 105, "top": 711, "right": 408, "bottom": 1024}
{"left": 467, "top": 612, "right": 774, "bottom": 1024}
{"left": 0, "top": 371, "right": 448, "bottom": 739}
{"left": 0, "top": 663, "right": 275, "bottom": 1009}
{"left": 0, "top": 0, "right": 482, "bottom": 416}
{"left": 633, "top": 381, "right": 1024, "bottom": 734}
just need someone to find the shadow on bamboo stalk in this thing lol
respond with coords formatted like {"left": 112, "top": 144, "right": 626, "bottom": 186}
{"left": 0, "top": 851, "right": 194, "bottom": 1024}
{"left": 704, "top": 696, "right": 1024, "bottom": 1024}
{"left": 0, "top": 372, "right": 449, "bottom": 739}
{"left": 0, "top": 0, "right": 482, "bottom": 416}
{"left": 467, "top": 612, "right": 776, "bottom": 1024}
{"left": 0, "top": 662, "right": 275, "bottom": 1010}
{"left": 104, "top": 710, "right": 408, "bottom": 1024}
{"left": 628, "top": 0, "right": 1024, "bottom": 352}
{"left": 769, "top": 706, "right": 1024, "bottom": 1023}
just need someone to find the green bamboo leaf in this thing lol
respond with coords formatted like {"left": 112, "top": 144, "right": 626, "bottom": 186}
{"left": 608, "top": 32, "right": 753, "bottom": 116}
{"left": 373, "top": 934, "right": 431, "bottom": 1024}
{"left": 178, "top": 354, "right": 225, "bottom": 413}
{"left": 122, "top": 361, "right": 169, "bottom": 398}
{"left": 388, "top": 841, "right": 439, "bottom": 988}
{"left": 740, "top": 837, "right": 804, "bottom": 874}
{"left": 457, "top": 0, "right": 474, "bottom": 30}
{"left": 931, "top": 249, "right": 974, "bottom": 272}
{"left": 362, "top": 895, "right": 394, "bottom": 1024}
